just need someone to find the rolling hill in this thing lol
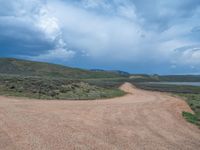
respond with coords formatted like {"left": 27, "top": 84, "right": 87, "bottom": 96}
{"left": 0, "top": 58, "right": 127, "bottom": 79}
{"left": 0, "top": 58, "right": 127, "bottom": 100}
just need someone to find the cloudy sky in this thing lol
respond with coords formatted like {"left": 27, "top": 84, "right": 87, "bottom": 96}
{"left": 0, "top": 0, "right": 200, "bottom": 74}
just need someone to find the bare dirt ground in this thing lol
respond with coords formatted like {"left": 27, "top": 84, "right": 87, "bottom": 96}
{"left": 0, "top": 83, "right": 200, "bottom": 150}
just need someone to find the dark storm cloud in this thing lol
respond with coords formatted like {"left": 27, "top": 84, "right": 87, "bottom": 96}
{"left": 0, "top": 0, "right": 54, "bottom": 56}
{"left": 0, "top": 0, "right": 74, "bottom": 60}
{"left": 0, "top": 17, "right": 54, "bottom": 56}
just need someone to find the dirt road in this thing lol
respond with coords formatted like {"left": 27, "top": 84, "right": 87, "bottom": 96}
{"left": 0, "top": 83, "right": 200, "bottom": 150}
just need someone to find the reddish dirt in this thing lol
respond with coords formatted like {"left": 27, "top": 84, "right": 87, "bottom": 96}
{"left": 0, "top": 83, "right": 200, "bottom": 150}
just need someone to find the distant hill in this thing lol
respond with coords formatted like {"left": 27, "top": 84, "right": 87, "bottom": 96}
{"left": 0, "top": 58, "right": 126, "bottom": 79}
{"left": 91, "top": 69, "right": 130, "bottom": 76}
{"left": 158, "top": 75, "right": 200, "bottom": 82}
{"left": 130, "top": 74, "right": 200, "bottom": 82}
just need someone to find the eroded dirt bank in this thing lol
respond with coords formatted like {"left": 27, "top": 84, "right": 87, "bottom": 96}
{"left": 0, "top": 83, "right": 200, "bottom": 150}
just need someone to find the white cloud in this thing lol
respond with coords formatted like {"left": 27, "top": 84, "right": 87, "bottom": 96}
{"left": 42, "top": 0, "right": 200, "bottom": 69}
{"left": 1, "top": 0, "right": 200, "bottom": 73}
{"left": 82, "top": 0, "right": 110, "bottom": 9}
{"left": 34, "top": 1, "right": 76, "bottom": 61}
{"left": 174, "top": 46, "right": 200, "bottom": 66}
{"left": 47, "top": 0, "right": 146, "bottom": 62}
{"left": 29, "top": 48, "right": 75, "bottom": 62}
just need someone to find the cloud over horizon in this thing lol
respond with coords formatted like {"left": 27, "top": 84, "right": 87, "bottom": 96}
{"left": 0, "top": 0, "right": 200, "bottom": 74}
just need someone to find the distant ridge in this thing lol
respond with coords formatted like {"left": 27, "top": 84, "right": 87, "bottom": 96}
{"left": 0, "top": 58, "right": 127, "bottom": 79}
{"left": 90, "top": 69, "right": 130, "bottom": 76}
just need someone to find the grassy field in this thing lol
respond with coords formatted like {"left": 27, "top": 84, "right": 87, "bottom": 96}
{"left": 134, "top": 82, "right": 200, "bottom": 128}
{"left": 179, "top": 94, "right": 200, "bottom": 127}
{"left": 0, "top": 75, "right": 125, "bottom": 100}
{"left": 0, "top": 73, "right": 155, "bottom": 100}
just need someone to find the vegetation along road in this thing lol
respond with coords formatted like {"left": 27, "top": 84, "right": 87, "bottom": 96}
{"left": 0, "top": 83, "right": 200, "bottom": 150}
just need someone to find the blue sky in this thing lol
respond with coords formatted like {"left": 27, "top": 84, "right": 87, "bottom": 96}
{"left": 0, "top": 0, "right": 200, "bottom": 74}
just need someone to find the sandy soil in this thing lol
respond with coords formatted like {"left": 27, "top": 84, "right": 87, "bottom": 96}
{"left": 0, "top": 83, "right": 200, "bottom": 150}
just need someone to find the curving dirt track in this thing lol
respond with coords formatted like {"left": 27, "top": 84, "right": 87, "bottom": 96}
{"left": 0, "top": 83, "right": 200, "bottom": 150}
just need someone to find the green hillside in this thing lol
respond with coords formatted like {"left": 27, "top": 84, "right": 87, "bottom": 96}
{"left": 0, "top": 58, "right": 127, "bottom": 100}
{"left": 0, "top": 58, "right": 126, "bottom": 79}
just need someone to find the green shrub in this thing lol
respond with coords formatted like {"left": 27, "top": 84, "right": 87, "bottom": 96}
{"left": 0, "top": 75, "right": 125, "bottom": 100}
{"left": 182, "top": 112, "right": 198, "bottom": 125}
